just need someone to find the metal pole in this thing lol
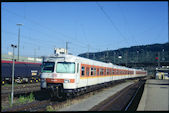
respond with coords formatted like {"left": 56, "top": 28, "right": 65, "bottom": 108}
{"left": 66, "top": 41, "right": 68, "bottom": 54}
{"left": 158, "top": 52, "right": 160, "bottom": 67}
{"left": 126, "top": 51, "right": 128, "bottom": 67}
{"left": 87, "top": 44, "right": 90, "bottom": 58}
{"left": 107, "top": 48, "right": 109, "bottom": 63}
{"left": 93, "top": 53, "right": 95, "bottom": 60}
{"left": 11, "top": 44, "right": 17, "bottom": 106}
{"left": 17, "top": 24, "right": 23, "bottom": 61}
{"left": 136, "top": 51, "right": 139, "bottom": 67}
{"left": 34, "top": 48, "right": 36, "bottom": 63}
{"left": 113, "top": 51, "right": 115, "bottom": 64}
{"left": 18, "top": 26, "right": 20, "bottom": 61}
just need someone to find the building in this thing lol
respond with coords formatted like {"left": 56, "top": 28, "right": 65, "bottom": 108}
{"left": 54, "top": 48, "right": 67, "bottom": 55}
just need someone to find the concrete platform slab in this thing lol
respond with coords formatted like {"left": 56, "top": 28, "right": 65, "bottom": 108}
{"left": 137, "top": 79, "right": 169, "bottom": 111}
{"left": 57, "top": 81, "right": 135, "bottom": 111}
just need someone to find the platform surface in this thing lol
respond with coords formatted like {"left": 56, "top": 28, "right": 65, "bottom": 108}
{"left": 137, "top": 79, "right": 169, "bottom": 111}
{"left": 58, "top": 81, "right": 134, "bottom": 111}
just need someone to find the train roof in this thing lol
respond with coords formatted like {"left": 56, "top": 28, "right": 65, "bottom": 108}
{"left": 42, "top": 54, "right": 113, "bottom": 67}
{"left": 42, "top": 54, "right": 145, "bottom": 71}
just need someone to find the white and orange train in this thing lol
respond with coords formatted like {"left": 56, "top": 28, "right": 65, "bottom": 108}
{"left": 40, "top": 54, "right": 147, "bottom": 99}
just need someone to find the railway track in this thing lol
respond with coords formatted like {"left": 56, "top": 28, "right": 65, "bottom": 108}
{"left": 1, "top": 83, "right": 40, "bottom": 97}
{"left": 2, "top": 100, "right": 51, "bottom": 112}
{"left": 2, "top": 78, "right": 146, "bottom": 111}
{"left": 1, "top": 83, "right": 41, "bottom": 104}
{"left": 1, "top": 82, "right": 40, "bottom": 91}
{"left": 89, "top": 79, "right": 145, "bottom": 111}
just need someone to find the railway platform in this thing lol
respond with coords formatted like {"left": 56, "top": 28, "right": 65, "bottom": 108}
{"left": 57, "top": 80, "right": 135, "bottom": 111}
{"left": 137, "top": 79, "right": 169, "bottom": 111}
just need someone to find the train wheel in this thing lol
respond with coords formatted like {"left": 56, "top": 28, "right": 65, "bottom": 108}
{"left": 50, "top": 84, "right": 66, "bottom": 101}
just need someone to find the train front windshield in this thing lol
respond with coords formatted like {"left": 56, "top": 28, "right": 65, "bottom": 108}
{"left": 41, "top": 62, "right": 55, "bottom": 73}
{"left": 56, "top": 62, "right": 75, "bottom": 73}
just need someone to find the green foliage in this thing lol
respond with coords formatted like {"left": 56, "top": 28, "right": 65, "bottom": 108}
{"left": 46, "top": 105, "right": 55, "bottom": 111}
{"left": 8, "top": 94, "right": 12, "bottom": 107}
{"left": 17, "top": 96, "right": 27, "bottom": 104}
{"left": 28, "top": 92, "right": 35, "bottom": 102}
{"left": 16, "top": 92, "right": 35, "bottom": 104}
{"left": 78, "top": 42, "right": 169, "bottom": 64}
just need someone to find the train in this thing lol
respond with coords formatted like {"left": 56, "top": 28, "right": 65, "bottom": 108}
{"left": 1, "top": 60, "right": 41, "bottom": 85}
{"left": 155, "top": 66, "right": 169, "bottom": 80}
{"left": 40, "top": 54, "right": 147, "bottom": 99}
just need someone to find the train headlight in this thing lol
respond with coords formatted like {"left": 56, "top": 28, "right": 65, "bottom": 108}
{"left": 64, "top": 79, "right": 70, "bottom": 83}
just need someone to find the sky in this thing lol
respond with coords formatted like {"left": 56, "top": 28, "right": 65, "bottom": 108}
{"left": 1, "top": 1, "right": 168, "bottom": 57}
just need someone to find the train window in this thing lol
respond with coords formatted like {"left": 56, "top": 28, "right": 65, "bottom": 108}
{"left": 114, "top": 69, "right": 116, "bottom": 75}
{"left": 81, "top": 66, "right": 85, "bottom": 76}
{"left": 91, "top": 67, "right": 94, "bottom": 76}
{"left": 112, "top": 69, "right": 114, "bottom": 75}
{"left": 99, "top": 68, "right": 101, "bottom": 75}
{"left": 110, "top": 69, "right": 112, "bottom": 75}
{"left": 104, "top": 69, "right": 106, "bottom": 76}
{"left": 107, "top": 69, "right": 110, "bottom": 75}
{"left": 41, "top": 62, "right": 55, "bottom": 73}
{"left": 100, "top": 68, "right": 104, "bottom": 75}
{"left": 97, "top": 68, "right": 99, "bottom": 76}
{"left": 86, "top": 67, "right": 90, "bottom": 76}
{"left": 56, "top": 62, "right": 75, "bottom": 73}
{"left": 94, "top": 68, "right": 96, "bottom": 76}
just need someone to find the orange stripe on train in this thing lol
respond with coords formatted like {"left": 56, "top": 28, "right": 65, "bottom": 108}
{"left": 46, "top": 78, "right": 75, "bottom": 83}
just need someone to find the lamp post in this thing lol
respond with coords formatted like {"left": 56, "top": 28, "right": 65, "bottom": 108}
{"left": 11, "top": 44, "right": 17, "bottom": 106}
{"left": 113, "top": 51, "right": 116, "bottom": 64}
{"left": 136, "top": 50, "right": 139, "bottom": 67}
{"left": 16, "top": 23, "right": 23, "bottom": 61}
{"left": 118, "top": 55, "right": 122, "bottom": 65}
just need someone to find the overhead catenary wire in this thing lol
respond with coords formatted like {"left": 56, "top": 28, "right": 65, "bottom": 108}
{"left": 1, "top": 31, "right": 55, "bottom": 54}
{"left": 96, "top": 2, "right": 128, "bottom": 44}
{"left": 117, "top": 3, "right": 139, "bottom": 47}
{"left": 2, "top": 30, "right": 88, "bottom": 56}
{"left": 2, "top": 31, "right": 61, "bottom": 48}
{"left": 2, "top": 7, "right": 100, "bottom": 54}
{"left": 3, "top": 4, "right": 121, "bottom": 54}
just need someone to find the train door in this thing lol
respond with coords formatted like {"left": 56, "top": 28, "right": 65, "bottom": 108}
{"left": 78, "top": 64, "right": 88, "bottom": 88}
{"left": 86, "top": 65, "right": 90, "bottom": 86}
{"left": 111, "top": 68, "right": 114, "bottom": 81}
{"left": 76, "top": 62, "right": 80, "bottom": 85}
